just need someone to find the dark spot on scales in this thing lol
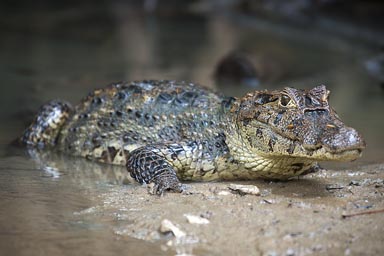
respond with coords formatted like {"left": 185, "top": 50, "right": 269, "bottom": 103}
{"left": 129, "top": 85, "right": 143, "bottom": 94}
{"left": 268, "top": 136, "right": 276, "bottom": 151}
{"left": 242, "top": 119, "right": 250, "bottom": 126}
{"left": 108, "top": 147, "right": 118, "bottom": 159}
{"left": 221, "top": 97, "right": 236, "bottom": 110}
{"left": 256, "top": 128, "right": 263, "bottom": 138}
{"left": 157, "top": 93, "right": 173, "bottom": 104}
{"left": 135, "top": 111, "right": 142, "bottom": 118}
{"left": 116, "top": 91, "right": 127, "bottom": 100}
{"left": 181, "top": 91, "right": 198, "bottom": 100}
{"left": 176, "top": 91, "right": 198, "bottom": 106}
{"left": 174, "top": 98, "right": 188, "bottom": 106}
{"left": 274, "top": 110, "right": 285, "bottom": 125}
{"left": 92, "top": 97, "right": 103, "bottom": 105}
{"left": 123, "top": 131, "right": 140, "bottom": 143}
{"left": 115, "top": 110, "right": 123, "bottom": 117}
{"left": 79, "top": 113, "right": 89, "bottom": 119}
{"left": 287, "top": 143, "right": 295, "bottom": 154}
{"left": 92, "top": 134, "right": 102, "bottom": 147}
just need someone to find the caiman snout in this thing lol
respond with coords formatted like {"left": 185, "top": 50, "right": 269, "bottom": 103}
{"left": 301, "top": 110, "right": 365, "bottom": 161}
{"left": 321, "top": 126, "right": 365, "bottom": 153}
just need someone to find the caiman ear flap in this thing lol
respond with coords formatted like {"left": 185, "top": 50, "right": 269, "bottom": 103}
{"left": 235, "top": 91, "right": 278, "bottom": 121}
{"left": 253, "top": 92, "right": 278, "bottom": 105}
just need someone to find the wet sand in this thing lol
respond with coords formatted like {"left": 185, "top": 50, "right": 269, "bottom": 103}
{"left": 73, "top": 163, "right": 384, "bottom": 255}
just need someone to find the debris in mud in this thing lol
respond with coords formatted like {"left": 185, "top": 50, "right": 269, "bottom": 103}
{"left": 159, "top": 219, "right": 186, "bottom": 239}
{"left": 228, "top": 184, "right": 261, "bottom": 195}
{"left": 349, "top": 178, "right": 384, "bottom": 187}
{"left": 342, "top": 208, "right": 384, "bottom": 218}
{"left": 217, "top": 190, "right": 231, "bottom": 196}
{"left": 350, "top": 199, "right": 374, "bottom": 210}
{"left": 349, "top": 180, "right": 360, "bottom": 186}
{"left": 261, "top": 199, "right": 275, "bottom": 204}
{"left": 325, "top": 183, "right": 345, "bottom": 191}
{"left": 184, "top": 214, "right": 210, "bottom": 225}
{"left": 159, "top": 220, "right": 200, "bottom": 249}
{"left": 199, "top": 211, "right": 213, "bottom": 220}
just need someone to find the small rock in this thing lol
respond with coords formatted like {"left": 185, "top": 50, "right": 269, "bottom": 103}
{"left": 217, "top": 190, "right": 231, "bottom": 196}
{"left": 200, "top": 211, "right": 213, "bottom": 219}
{"left": 228, "top": 184, "right": 260, "bottom": 196}
{"left": 184, "top": 214, "right": 210, "bottom": 225}
{"left": 325, "top": 184, "right": 345, "bottom": 191}
{"left": 286, "top": 248, "right": 295, "bottom": 256}
{"left": 261, "top": 199, "right": 275, "bottom": 204}
{"left": 159, "top": 219, "right": 186, "bottom": 238}
{"left": 349, "top": 180, "right": 361, "bottom": 186}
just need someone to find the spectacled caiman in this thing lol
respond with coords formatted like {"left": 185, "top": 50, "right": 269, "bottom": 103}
{"left": 20, "top": 80, "right": 366, "bottom": 194}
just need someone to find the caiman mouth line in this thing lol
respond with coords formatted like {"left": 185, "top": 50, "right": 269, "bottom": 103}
{"left": 303, "top": 143, "right": 364, "bottom": 154}
{"left": 306, "top": 147, "right": 363, "bottom": 162}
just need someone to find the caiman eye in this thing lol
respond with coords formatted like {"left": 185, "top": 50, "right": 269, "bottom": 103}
{"left": 280, "top": 94, "right": 291, "bottom": 107}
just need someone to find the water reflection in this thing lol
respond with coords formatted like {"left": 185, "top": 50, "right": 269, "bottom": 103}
{"left": 0, "top": 150, "right": 173, "bottom": 255}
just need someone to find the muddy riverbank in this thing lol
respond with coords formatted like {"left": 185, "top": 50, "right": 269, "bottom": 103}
{"left": 71, "top": 162, "right": 384, "bottom": 255}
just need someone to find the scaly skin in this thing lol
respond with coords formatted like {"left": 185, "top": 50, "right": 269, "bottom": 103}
{"left": 20, "top": 80, "right": 366, "bottom": 194}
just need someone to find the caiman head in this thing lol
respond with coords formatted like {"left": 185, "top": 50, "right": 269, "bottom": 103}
{"left": 231, "top": 85, "right": 365, "bottom": 163}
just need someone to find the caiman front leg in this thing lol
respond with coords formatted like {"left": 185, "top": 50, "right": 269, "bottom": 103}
{"left": 126, "top": 144, "right": 186, "bottom": 195}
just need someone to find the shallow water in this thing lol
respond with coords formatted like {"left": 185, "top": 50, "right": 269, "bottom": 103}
{"left": 1, "top": 2, "right": 383, "bottom": 255}
{"left": 0, "top": 150, "right": 176, "bottom": 255}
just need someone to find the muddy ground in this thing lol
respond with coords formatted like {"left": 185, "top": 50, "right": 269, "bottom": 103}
{"left": 72, "top": 163, "right": 384, "bottom": 256}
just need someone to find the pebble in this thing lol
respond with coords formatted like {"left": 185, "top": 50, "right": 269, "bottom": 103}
{"left": 159, "top": 219, "right": 186, "bottom": 238}
{"left": 184, "top": 214, "right": 210, "bottom": 225}
{"left": 228, "top": 184, "right": 260, "bottom": 195}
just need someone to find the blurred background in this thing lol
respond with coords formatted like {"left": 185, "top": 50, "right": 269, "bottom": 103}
{"left": 1, "top": 0, "right": 383, "bottom": 161}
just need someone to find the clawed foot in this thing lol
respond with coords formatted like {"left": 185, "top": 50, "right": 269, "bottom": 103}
{"left": 148, "top": 175, "right": 185, "bottom": 196}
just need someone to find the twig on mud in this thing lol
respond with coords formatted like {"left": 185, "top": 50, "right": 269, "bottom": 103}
{"left": 342, "top": 208, "right": 384, "bottom": 218}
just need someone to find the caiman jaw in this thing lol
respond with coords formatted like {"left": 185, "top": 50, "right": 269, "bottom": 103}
{"left": 301, "top": 147, "right": 364, "bottom": 162}
{"left": 305, "top": 125, "right": 366, "bottom": 161}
